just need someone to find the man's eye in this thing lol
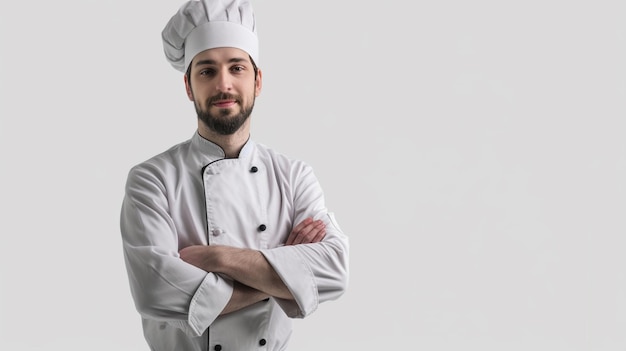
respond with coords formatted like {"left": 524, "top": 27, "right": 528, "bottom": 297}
{"left": 231, "top": 66, "right": 245, "bottom": 73}
{"left": 200, "top": 69, "right": 216, "bottom": 76}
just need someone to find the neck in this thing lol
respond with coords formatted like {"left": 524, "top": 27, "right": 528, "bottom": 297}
{"left": 197, "top": 122, "right": 250, "bottom": 158}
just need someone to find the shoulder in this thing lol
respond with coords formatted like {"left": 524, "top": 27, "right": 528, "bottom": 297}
{"left": 254, "top": 142, "right": 313, "bottom": 173}
{"left": 126, "top": 139, "right": 192, "bottom": 184}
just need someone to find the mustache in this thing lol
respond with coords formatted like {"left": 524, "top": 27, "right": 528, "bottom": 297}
{"left": 207, "top": 93, "right": 241, "bottom": 104}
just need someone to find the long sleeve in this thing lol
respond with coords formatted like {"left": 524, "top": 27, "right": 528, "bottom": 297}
{"left": 260, "top": 163, "right": 349, "bottom": 318}
{"left": 120, "top": 164, "right": 233, "bottom": 336}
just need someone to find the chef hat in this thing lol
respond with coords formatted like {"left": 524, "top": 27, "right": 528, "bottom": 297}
{"left": 162, "top": 0, "right": 258, "bottom": 72}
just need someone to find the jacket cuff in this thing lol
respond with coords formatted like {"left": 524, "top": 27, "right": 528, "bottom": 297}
{"left": 187, "top": 273, "right": 234, "bottom": 335}
{"left": 260, "top": 247, "right": 318, "bottom": 318}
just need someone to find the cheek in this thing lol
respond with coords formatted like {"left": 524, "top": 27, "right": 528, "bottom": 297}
{"left": 197, "top": 97, "right": 210, "bottom": 111}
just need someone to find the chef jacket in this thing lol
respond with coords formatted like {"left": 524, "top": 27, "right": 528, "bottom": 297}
{"left": 120, "top": 132, "right": 349, "bottom": 351}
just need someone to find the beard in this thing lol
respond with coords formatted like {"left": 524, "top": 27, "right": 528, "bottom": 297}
{"left": 195, "top": 92, "right": 255, "bottom": 135}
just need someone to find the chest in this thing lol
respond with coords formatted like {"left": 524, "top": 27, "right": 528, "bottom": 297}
{"left": 170, "top": 158, "right": 295, "bottom": 250}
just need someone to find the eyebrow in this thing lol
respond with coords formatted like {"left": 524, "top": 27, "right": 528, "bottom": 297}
{"left": 194, "top": 57, "right": 249, "bottom": 67}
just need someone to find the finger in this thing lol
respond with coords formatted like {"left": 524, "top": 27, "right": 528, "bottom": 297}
{"left": 293, "top": 220, "right": 325, "bottom": 245}
{"left": 310, "top": 227, "right": 326, "bottom": 243}
{"left": 290, "top": 222, "right": 317, "bottom": 245}
{"left": 309, "top": 222, "right": 327, "bottom": 243}
{"left": 286, "top": 217, "right": 313, "bottom": 245}
{"left": 291, "top": 217, "right": 313, "bottom": 235}
{"left": 299, "top": 226, "right": 325, "bottom": 245}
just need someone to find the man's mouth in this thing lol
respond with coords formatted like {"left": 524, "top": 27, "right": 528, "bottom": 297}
{"left": 212, "top": 100, "right": 237, "bottom": 108}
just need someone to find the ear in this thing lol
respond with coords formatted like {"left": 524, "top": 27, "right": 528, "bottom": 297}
{"left": 184, "top": 74, "right": 194, "bottom": 101}
{"left": 254, "top": 69, "right": 263, "bottom": 97}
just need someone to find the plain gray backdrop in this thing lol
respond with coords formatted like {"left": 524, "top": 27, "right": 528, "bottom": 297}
{"left": 1, "top": 0, "right": 625, "bottom": 350}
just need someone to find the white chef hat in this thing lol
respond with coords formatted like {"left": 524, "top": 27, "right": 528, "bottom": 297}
{"left": 162, "top": 0, "right": 258, "bottom": 72}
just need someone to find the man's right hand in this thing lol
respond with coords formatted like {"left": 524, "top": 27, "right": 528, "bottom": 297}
{"left": 285, "top": 217, "right": 326, "bottom": 246}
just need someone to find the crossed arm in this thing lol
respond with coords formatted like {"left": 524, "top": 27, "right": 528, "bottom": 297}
{"left": 179, "top": 217, "right": 326, "bottom": 315}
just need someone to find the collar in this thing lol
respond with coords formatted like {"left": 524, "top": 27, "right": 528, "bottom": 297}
{"left": 191, "top": 131, "right": 255, "bottom": 163}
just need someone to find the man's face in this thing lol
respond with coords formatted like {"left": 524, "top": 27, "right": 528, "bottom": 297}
{"left": 185, "top": 47, "right": 262, "bottom": 135}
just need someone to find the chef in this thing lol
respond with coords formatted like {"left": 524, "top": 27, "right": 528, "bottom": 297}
{"left": 119, "top": 0, "right": 349, "bottom": 350}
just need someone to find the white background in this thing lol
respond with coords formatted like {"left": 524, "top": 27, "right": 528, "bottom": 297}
{"left": 1, "top": 0, "right": 625, "bottom": 350}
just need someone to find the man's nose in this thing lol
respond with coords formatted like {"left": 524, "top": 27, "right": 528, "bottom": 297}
{"left": 216, "top": 71, "right": 232, "bottom": 92}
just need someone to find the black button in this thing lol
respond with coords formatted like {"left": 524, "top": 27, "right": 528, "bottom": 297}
{"left": 250, "top": 166, "right": 258, "bottom": 173}
{"left": 258, "top": 224, "right": 267, "bottom": 232}
{"left": 214, "top": 345, "right": 222, "bottom": 351}
{"left": 259, "top": 339, "right": 267, "bottom": 346}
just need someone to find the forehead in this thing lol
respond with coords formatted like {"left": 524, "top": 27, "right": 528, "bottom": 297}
{"left": 192, "top": 47, "right": 251, "bottom": 66}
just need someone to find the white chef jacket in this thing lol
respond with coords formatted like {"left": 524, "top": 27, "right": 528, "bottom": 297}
{"left": 120, "top": 132, "right": 349, "bottom": 351}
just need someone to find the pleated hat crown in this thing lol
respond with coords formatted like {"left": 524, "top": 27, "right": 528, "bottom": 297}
{"left": 162, "top": 0, "right": 258, "bottom": 72}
